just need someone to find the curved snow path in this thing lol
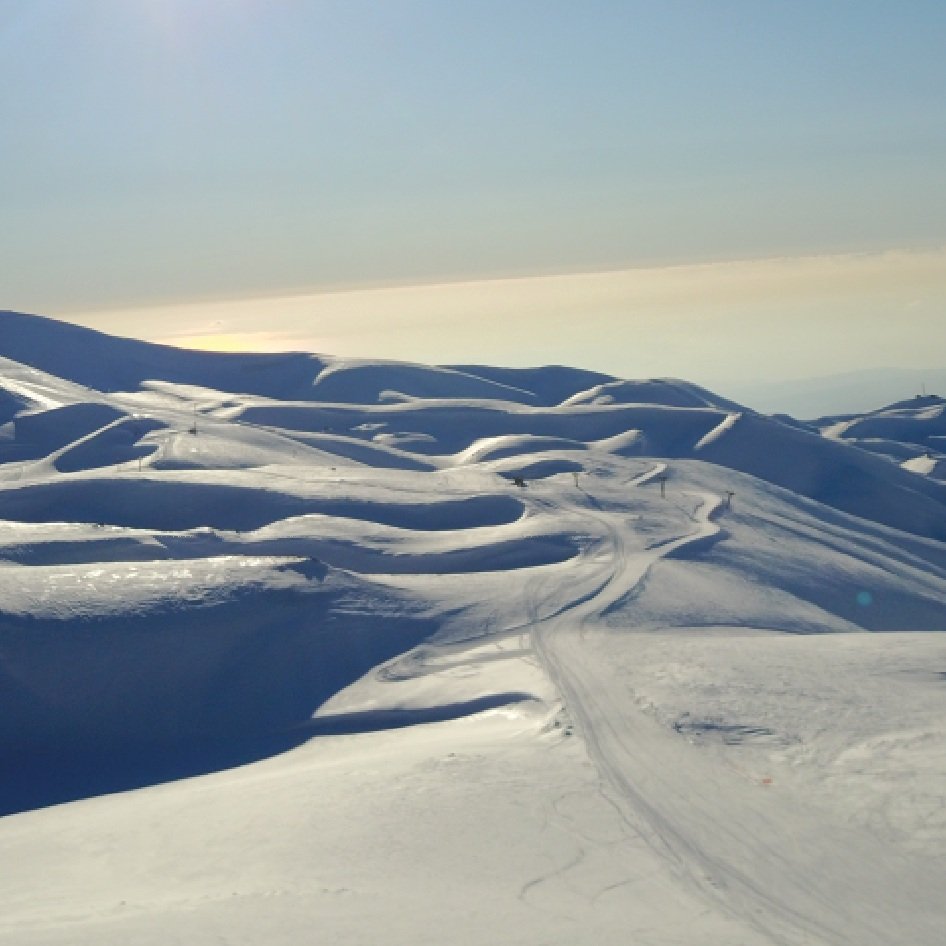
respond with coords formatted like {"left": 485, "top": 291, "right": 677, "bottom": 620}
{"left": 528, "top": 471, "right": 944, "bottom": 946}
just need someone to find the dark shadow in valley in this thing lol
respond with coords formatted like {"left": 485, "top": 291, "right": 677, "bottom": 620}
{"left": 0, "top": 575, "right": 446, "bottom": 818}
{"left": 0, "top": 731, "right": 310, "bottom": 818}
{"left": 0, "top": 478, "right": 524, "bottom": 533}
{"left": 0, "top": 693, "right": 535, "bottom": 819}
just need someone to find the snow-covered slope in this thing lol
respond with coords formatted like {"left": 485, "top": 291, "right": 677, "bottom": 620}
{"left": 816, "top": 394, "right": 946, "bottom": 484}
{"left": 1, "top": 311, "right": 945, "bottom": 946}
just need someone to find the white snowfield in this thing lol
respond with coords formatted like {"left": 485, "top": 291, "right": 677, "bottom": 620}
{"left": 1, "top": 312, "right": 945, "bottom": 945}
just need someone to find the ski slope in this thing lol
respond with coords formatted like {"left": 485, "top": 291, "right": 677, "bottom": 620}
{"left": 1, "top": 312, "right": 945, "bottom": 945}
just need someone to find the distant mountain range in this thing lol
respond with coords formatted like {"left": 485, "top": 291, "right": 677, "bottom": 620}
{"left": 728, "top": 367, "right": 946, "bottom": 419}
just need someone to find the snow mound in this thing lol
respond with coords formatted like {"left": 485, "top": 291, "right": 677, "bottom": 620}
{"left": 447, "top": 362, "right": 616, "bottom": 406}
{"left": 820, "top": 395, "right": 946, "bottom": 449}
{"left": 561, "top": 378, "right": 745, "bottom": 411}
{"left": 0, "top": 557, "right": 435, "bottom": 752}
{"left": 0, "top": 311, "right": 326, "bottom": 401}
{"left": 311, "top": 357, "right": 539, "bottom": 404}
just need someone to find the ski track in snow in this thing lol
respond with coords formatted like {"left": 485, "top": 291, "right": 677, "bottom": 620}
{"left": 529, "top": 482, "right": 824, "bottom": 943}
{"left": 528, "top": 476, "right": 944, "bottom": 945}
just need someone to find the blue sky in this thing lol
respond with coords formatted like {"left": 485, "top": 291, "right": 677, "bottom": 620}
{"left": 2, "top": 1, "right": 945, "bottom": 381}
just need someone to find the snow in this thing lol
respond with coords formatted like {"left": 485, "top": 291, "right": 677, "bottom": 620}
{"left": 694, "top": 410, "right": 743, "bottom": 450}
{"left": 2, "top": 311, "right": 946, "bottom": 945}
{"left": 903, "top": 454, "right": 946, "bottom": 480}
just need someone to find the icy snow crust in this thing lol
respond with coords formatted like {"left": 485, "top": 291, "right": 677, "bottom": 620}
{"left": 1, "top": 312, "right": 946, "bottom": 945}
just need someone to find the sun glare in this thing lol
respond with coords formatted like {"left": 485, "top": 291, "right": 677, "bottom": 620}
{"left": 165, "top": 333, "right": 278, "bottom": 353}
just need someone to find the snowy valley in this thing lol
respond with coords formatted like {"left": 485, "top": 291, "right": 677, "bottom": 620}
{"left": 1, "top": 311, "right": 945, "bottom": 945}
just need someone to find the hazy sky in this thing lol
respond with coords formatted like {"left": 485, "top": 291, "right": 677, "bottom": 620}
{"left": 2, "top": 1, "right": 945, "bottom": 383}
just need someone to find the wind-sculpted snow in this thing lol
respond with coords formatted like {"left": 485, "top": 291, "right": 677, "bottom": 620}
{"left": 0, "top": 511, "right": 579, "bottom": 575}
{"left": 447, "top": 362, "right": 617, "bottom": 406}
{"left": 692, "top": 410, "right": 946, "bottom": 540}
{"left": 0, "top": 477, "right": 524, "bottom": 532}
{"left": 2, "top": 312, "right": 946, "bottom": 945}
{"left": 2, "top": 558, "right": 371, "bottom": 746}
{"left": 559, "top": 377, "right": 745, "bottom": 411}
{"left": 0, "top": 311, "right": 327, "bottom": 400}
{"left": 0, "top": 311, "right": 615, "bottom": 407}
{"left": 309, "top": 358, "right": 542, "bottom": 404}
{"left": 0, "top": 387, "right": 33, "bottom": 426}
{"left": 817, "top": 395, "right": 946, "bottom": 483}
{"left": 12, "top": 402, "right": 126, "bottom": 448}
